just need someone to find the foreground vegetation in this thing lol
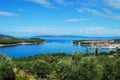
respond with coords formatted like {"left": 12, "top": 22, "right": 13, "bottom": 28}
{"left": 0, "top": 50, "right": 120, "bottom": 80}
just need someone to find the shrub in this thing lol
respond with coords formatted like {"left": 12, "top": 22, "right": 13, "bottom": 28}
{"left": 25, "top": 60, "right": 50, "bottom": 78}
{"left": 0, "top": 53, "right": 15, "bottom": 80}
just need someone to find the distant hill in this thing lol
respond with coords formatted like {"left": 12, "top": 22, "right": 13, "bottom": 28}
{"left": 0, "top": 34, "right": 22, "bottom": 44}
{"left": 33, "top": 35, "right": 90, "bottom": 38}
{"left": 33, "top": 35, "right": 118, "bottom": 39}
{"left": 0, "top": 34, "right": 20, "bottom": 40}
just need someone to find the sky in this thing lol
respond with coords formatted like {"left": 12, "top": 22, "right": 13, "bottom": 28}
{"left": 0, "top": 0, "right": 120, "bottom": 37}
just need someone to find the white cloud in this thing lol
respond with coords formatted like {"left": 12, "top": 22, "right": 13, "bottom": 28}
{"left": 76, "top": 0, "right": 120, "bottom": 21}
{"left": 5, "top": 26, "right": 120, "bottom": 37}
{"left": 65, "top": 18, "right": 89, "bottom": 22}
{"left": 0, "top": 11, "right": 17, "bottom": 16}
{"left": 79, "top": 18, "right": 90, "bottom": 21}
{"left": 26, "top": 0, "right": 120, "bottom": 21}
{"left": 79, "top": 26, "right": 120, "bottom": 36}
{"left": 99, "top": 31, "right": 104, "bottom": 34}
{"left": 78, "top": 8, "right": 120, "bottom": 20}
{"left": 62, "top": 26, "right": 120, "bottom": 36}
{"left": 15, "top": 27, "right": 79, "bottom": 36}
{"left": 54, "top": 0, "right": 73, "bottom": 6}
{"left": 65, "top": 19, "right": 79, "bottom": 22}
{"left": 103, "top": 8, "right": 112, "bottom": 14}
{"left": 105, "top": 0, "right": 120, "bottom": 9}
{"left": 28, "top": 0, "right": 74, "bottom": 7}
{"left": 28, "top": 0, "right": 54, "bottom": 8}
{"left": 17, "top": 27, "right": 62, "bottom": 34}
{"left": 78, "top": 8, "right": 103, "bottom": 16}
{"left": 18, "top": 28, "right": 35, "bottom": 32}
{"left": 54, "top": 0, "right": 66, "bottom": 5}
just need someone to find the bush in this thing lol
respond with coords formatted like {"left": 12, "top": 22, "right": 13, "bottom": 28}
{"left": 56, "top": 58, "right": 73, "bottom": 80}
{"left": 0, "top": 53, "right": 15, "bottom": 80}
{"left": 24, "top": 60, "right": 50, "bottom": 78}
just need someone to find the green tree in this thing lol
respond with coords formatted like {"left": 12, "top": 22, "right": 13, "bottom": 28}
{"left": 72, "top": 51, "right": 83, "bottom": 64}
{"left": 0, "top": 53, "right": 15, "bottom": 80}
{"left": 74, "top": 57, "right": 103, "bottom": 80}
{"left": 85, "top": 47, "right": 89, "bottom": 55}
{"left": 95, "top": 48, "right": 98, "bottom": 56}
{"left": 113, "top": 57, "right": 120, "bottom": 80}
{"left": 56, "top": 58, "right": 73, "bottom": 80}
{"left": 116, "top": 48, "right": 120, "bottom": 56}
{"left": 26, "top": 60, "right": 50, "bottom": 78}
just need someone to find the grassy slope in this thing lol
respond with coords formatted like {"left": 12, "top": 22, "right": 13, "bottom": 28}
{"left": 0, "top": 34, "right": 45, "bottom": 44}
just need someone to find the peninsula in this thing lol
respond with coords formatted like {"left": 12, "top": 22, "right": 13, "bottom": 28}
{"left": 0, "top": 34, "right": 45, "bottom": 47}
{"left": 72, "top": 39, "right": 120, "bottom": 45}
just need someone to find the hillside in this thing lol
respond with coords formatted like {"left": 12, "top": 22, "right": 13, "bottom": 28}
{"left": 1, "top": 50, "right": 120, "bottom": 80}
{"left": 0, "top": 34, "right": 45, "bottom": 45}
{"left": 0, "top": 34, "right": 22, "bottom": 44}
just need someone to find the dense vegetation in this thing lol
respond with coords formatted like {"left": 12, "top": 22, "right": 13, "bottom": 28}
{"left": 22, "top": 38, "right": 45, "bottom": 43}
{"left": 72, "top": 40, "right": 91, "bottom": 44}
{"left": 0, "top": 49, "right": 120, "bottom": 80}
{"left": 0, "top": 34, "right": 22, "bottom": 44}
{"left": 114, "top": 39, "right": 120, "bottom": 43}
{"left": 0, "top": 34, "right": 45, "bottom": 45}
{"left": 0, "top": 53, "right": 15, "bottom": 80}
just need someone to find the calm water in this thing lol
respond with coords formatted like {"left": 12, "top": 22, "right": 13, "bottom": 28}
{"left": 0, "top": 37, "right": 114, "bottom": 58}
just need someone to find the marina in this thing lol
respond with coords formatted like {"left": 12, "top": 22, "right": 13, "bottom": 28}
{"left": 73, "top": 40, "right": 120, "bottom": 49}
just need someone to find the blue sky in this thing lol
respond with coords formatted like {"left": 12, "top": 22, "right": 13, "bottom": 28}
{"left": 0, "top": 0, "right": 120, "bottom": 37}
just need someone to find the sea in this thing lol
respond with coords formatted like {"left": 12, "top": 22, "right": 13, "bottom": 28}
{"left": 0, "top": 36, "right": 117, "bottom": 58}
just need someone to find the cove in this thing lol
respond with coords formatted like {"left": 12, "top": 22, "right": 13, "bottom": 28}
{"left": 0, "top": 37, "right": 113, "bottom": 58}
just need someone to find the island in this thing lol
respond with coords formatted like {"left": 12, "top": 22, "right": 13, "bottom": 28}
{"left": 0, "top": 34, "right": 45, "bottom": 47}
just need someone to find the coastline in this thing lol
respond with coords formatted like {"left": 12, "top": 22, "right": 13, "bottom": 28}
{"left": 0, "top": 42, "right": 45, "bottom": 47}
{"left": 0, "top": 44, "right": 19, "bottom": 47}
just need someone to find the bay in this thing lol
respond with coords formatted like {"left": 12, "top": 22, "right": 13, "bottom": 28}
{"left": 0, "top": 37, "right": 115, "bottom": 58}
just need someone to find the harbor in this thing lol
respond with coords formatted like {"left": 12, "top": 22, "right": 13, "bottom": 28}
{"left": 73, "top": 40, "right": 120, "bottom": 51}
